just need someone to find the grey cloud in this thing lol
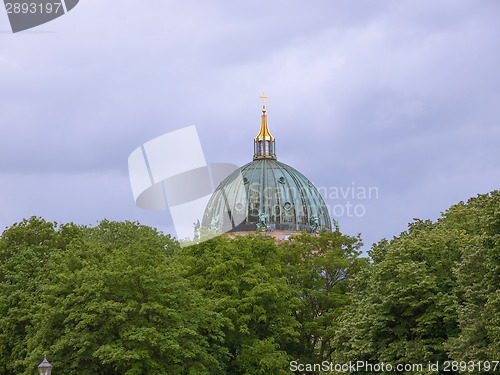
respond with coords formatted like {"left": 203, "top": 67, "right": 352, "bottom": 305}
{"left": 1, "top": 0, "right": 499, "bottom": 249}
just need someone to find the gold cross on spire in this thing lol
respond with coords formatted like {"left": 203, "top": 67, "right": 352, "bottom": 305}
{"left": 260, "top": 92, "right": 268, "bottom": 108}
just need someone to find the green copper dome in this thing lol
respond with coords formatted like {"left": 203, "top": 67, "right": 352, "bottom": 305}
{"left": 202, "top": 94, "right": 334, "bottom": 234}
{"left": 202, "top": 158, "right": 332, "bottom": 233}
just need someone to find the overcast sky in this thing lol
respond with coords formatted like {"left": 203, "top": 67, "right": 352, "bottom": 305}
{"left": 1, "top": 0, "right": 499, "bottom": 251}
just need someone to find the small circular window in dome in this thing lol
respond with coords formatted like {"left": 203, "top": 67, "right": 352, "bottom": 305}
{"left": 235, "top": 202, "right": 244, "bottom": 211}
{"left": 278, "top": 176, "right": 286, "bottom": 184}
{"left": 283, "top": 201, "right": 292, "bottom": 210}
{"left": 243, "top": 177, "right": 249, "bottom": 184}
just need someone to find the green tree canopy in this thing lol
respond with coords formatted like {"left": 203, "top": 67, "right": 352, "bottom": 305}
{"left": 174, "top": 233, "right": 300, "bottom": 374}
{"left": 174, "top": 230, "right": 367, "bottom": 374}
{"left": 0, "top": 217, "right": 370, "bottom": 374}
{"left": 1, "top": 218, "right": 225, "bottom": 375}
{"left": 334, "top": 191, "right": 500, "bottom": 374}
{"left": 279, "top": 231, "right": 367, "bottom": 364}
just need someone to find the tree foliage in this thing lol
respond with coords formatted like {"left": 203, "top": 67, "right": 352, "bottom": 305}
{"left": 0, "top": 219, "right": 224, "bottom": 374}
{"left": 446, "top": 191, "right": 500, "bottom": 364}
{"left": 6, "top": 188, "right": 497, "bottom": 375}
{"left": 279, "top": 231, "right": 367, "bottom": 364}
{"left": 174, "top": 231, "right": 366, "bottom": 374}
{"left": 0, "top": 217, "right": 62, "bottom": 373}
{"left": 0, "top": 219, "right": 365, "bottom": 374}
{"left": 334, "top": 191, "right": 500, "bottom": 374}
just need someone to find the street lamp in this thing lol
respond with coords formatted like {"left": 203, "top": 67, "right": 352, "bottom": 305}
{"left": 38, "top": 355, "right": 53, "bottom": 375}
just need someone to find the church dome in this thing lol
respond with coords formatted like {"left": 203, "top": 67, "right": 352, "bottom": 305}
{"left": 202, "top": 94, "right": 334, "bottom": 235}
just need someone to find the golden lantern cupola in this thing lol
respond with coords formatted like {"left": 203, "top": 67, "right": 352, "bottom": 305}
{"left": 253, "top": 93, "right": 276, "bottom": 160}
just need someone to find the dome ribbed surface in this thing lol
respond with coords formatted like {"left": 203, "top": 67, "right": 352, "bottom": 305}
{"left": 202, "top": 159, "right": 332, "bottom": 233}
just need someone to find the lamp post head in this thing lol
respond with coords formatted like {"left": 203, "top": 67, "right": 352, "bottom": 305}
{"left": 38, "top": 354, "right": 53, "bottom": 375}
